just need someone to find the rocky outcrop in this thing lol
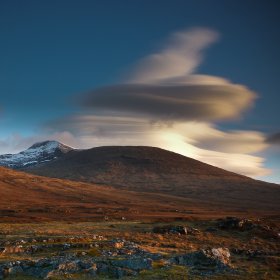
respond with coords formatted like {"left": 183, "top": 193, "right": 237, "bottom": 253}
{"left": 217, "top": 217, "right": 255, "bottom": 230}
{"left": 0, "top": 254, "right": 153, "bottom": 279}
{"left": 153, "top": 225, "right": 200, "bottom": 235}
{"left": 171, "top": 247, "right": 232, "bottom": 274}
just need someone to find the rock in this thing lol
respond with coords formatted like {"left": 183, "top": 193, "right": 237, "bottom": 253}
{"left": 171, "top": 247, "right": 231, "bottom": 273}
{"left": 57, "top": 261, "right": 80, "bottom": 273}
{"left": 111, "top": 239, "right": 125, "bottom": 249}
{"left": 205, "top": 227, "right": 218, "bottom": 233}
{"left": 110, "top": 257, "right": 153, "bottom": 271}
{"left": 187, "top": 227, "right": 201, "bottom": 235}
{"left": 2, "top": 246, "right": 24, "bottom": 254}
{"left": 96, "top": 262, "right": 109, "bottom": 274}
{"left": 84, "top": 263, "right": 97, "bottom": 276}
{"left": 218, "top": 217, "right": 255, "bottom": 231}
{"left": 8, "top": 265, "right": 23, "bottom": 275}
{"left": 153, "top": 225, "right": 188, "bottom": 235}
{"left": 45, "top": 261, "right": 81, "bottom": 278}
{"left": 110, "top": 267, "right": 137, "bottom": 278}
{"left": 257, "top": 225, "right": 280, "bottom": 239}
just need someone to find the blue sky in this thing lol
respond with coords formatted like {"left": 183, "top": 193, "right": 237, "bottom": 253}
{"left": 0, "top": 0, "right": 279, "bottom": 183}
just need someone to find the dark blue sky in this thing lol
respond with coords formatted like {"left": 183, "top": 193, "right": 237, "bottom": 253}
{"left": 0, "top": 0, "right": 279, "bottom": 182}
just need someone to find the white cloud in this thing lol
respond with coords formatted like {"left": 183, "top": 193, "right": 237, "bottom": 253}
{"left": 46, "top": 114, "right": 270, "bottom": 177}
{"left": 83, "top": 76, "right": 256, "bottom": 122}
{"left": 129, "top": 28, "right": 219, "bottom": 83}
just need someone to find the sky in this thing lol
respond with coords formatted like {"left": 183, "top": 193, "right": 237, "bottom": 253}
{"left": 0, "top": 0, "right": 280, "bottom": 183}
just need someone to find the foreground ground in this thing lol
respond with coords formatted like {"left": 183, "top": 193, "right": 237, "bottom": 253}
{"left": 0, "top": 218, "right": 279, "bottom": 279}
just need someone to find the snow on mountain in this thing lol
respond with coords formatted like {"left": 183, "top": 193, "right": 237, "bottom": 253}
{"left": 0, "top": 140, "right": 74, "bottom": 169}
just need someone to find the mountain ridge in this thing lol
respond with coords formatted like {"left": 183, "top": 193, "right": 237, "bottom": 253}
{"left": 23, "top": 145, "right": 280, "bottom": 204}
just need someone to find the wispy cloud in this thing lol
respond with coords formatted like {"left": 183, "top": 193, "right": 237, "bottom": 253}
{"left": 129, "top": 28, "right": 219, "bottom": 83}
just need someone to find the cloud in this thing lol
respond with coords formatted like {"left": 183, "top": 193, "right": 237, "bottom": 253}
{"left": 129, "top": 28, "right": 219, "bottom": 83}
{"left": 81, "top": 29, "right": 255, "bottom": 123}
{"left": 266, "top": 132, "right": 280, "bottom": 145}
{"left": 83, "top": 76, "right": 256, "bottom": 122}
{"left": 46, "top": 115, "right": 270, "bottom": 177}
{"left": 45, "top": 27, "right": 266, "bottom": 177}
{"left": 177, "top": 122, "right": 268, "bottom": 153}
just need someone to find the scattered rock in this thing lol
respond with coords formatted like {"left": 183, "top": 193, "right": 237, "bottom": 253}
{"left": 2, "top": 246, "right": 24, "bottom": 254}
{"left": 205, "top": 227, "right": 218, "bottom": 233}
{"left": 153, "top": 224, "right": 201, "bottom": 235}
{"left": 110, "top": 257, "right": 153, "bottom": 271}
{"left": 111, "top": 239, "right": 125, "bottom": 249}
{"left": 8, "top": 265, "right": 23, "bottom": 275}
{"left": 153, "top": 225, "right": 187, "bottom": 235}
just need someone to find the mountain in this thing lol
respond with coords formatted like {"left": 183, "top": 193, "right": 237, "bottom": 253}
{"left": 0, "top": 140, "right": 74, "bottom": 169}
{"left": 23, "top": 146, "right": 280, "bottom": 213}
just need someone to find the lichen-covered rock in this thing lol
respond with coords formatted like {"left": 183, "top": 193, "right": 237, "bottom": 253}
{"left": 110, "top": 257, "right": 153, "bottom": 271}
{"left": 153, "top": 225, "right": 188, "bottom": 235}
{"left": 171, "top": 247, "right": 231, "bottom": 273}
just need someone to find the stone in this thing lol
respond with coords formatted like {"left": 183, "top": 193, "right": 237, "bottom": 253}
{"left": 8, "top": 265, "right": 23, "bottom": 275}
{"left": 153, "top": 225, "right": 188, "bottom": 235}
{"left": 205, "top": 227, "right": 218, "bottom": 233}
{"left": 110, "top": 257, "right": 153, "bottom": 271}
{"left": 218, "top": 217, "right": 255, "bottom": 231}
{"left": 171, "top": 247, "right": 231, "bottom": 273}
{"left": 111, "top": 240, "right": 125, "bottom": 249}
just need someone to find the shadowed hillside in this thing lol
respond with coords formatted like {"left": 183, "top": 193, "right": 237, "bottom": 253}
{"left": 0, "top": 164, "right": 279, "bottom": 222}
{"left": 24, "top": 146, "right": 280, "bottom": 214}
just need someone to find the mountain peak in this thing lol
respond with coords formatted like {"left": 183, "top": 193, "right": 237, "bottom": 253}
{"left": 28, "top": 140, "right": 59, "bottom": 150}
{"left": 28, "top": 140, "right": 73, "bottom": 153}
{"left": 0, "top": 140, "right": 74, "bottom": 169}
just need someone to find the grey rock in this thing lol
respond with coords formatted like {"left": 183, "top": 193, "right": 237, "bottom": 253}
{"left": 110, "top": 257, "right": 153, "bottom": 271}
{"left": 171, "top": 247, "right": 231, "bottom": 273}
{"left": 153, "top": 225, "right": 188, "bottom": 235}
{"left": 8, "top": 265, "right": 23, "bottom": 275}
{"left": 218, "top": 217, "right": 255, "bottom": 231}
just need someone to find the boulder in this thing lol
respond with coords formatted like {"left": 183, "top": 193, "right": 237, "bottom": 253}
{"left": 153, "top": 225, "right": 188, "bottom": 235}
{"left": 171, "top": 247, "right": 231, "bottom": 273}
{"left": 8, "top": 265, "right": 23, "bottom": 275}
{"left": 110, "top": 257, "right": 153, "bottom": 271}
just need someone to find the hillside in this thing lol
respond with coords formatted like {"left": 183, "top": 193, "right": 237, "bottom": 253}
{"left": 0, "top": 165, "right": 279, "bottom": 222}
{"left": 23, "top": 146, "right": 280, "bottom": 213}
{"left": 0, "top": 166, "right": 190, "bottom": 222}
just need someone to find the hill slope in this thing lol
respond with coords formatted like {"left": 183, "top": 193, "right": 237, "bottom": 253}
{"left": 25, "top": 145, "right": 277, "bottom": 187}
{"left": 0, "top": 166, "right": 198, "bottom": 222}
{"left": 0, "top": 162, "right": 279, "bottom": 222}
